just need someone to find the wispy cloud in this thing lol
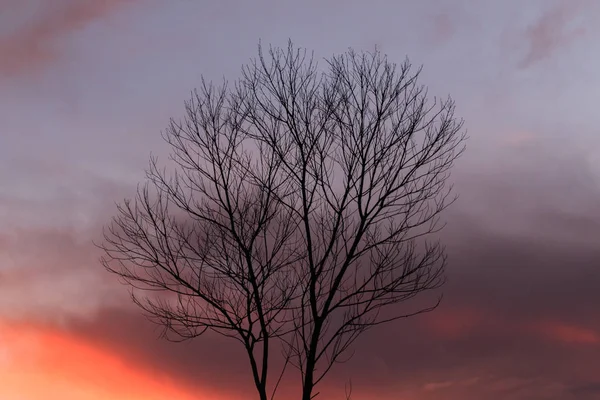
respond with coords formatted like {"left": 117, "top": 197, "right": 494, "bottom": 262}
{"left": 423, "top": 380, "right": 455, "bottom": 391}
{"left": 421, "top": 305, "right": 600, "bottom": 347}
{"left": 0, "top": 0, "right": 138, "bottom": 77}
{"left": 519, "top": 1, "right": 589, "bottom": 69}
{"left": 534, "top": 321, "right": 600, "bottom": 345}
{"left": 428, "top": 12, "right": 456, "bottom": 46}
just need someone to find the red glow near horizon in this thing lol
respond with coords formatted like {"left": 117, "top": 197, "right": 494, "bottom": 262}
{"left": 0, "top": 319, "right": 216, "bottom": 400}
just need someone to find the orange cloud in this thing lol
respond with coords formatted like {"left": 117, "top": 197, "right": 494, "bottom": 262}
{"left": 0, "top": 0, "right": 138, "bottom": 77}
{"left": 0, "top": 319, "right": 217, "bottom": 400}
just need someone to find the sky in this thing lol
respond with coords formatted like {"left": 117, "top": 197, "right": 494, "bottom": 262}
{"left": 1, "top": 0, "right": 600, "bottom": 399}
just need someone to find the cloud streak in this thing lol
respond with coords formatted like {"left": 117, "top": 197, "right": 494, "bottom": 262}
{"left": 519, "top": 1, "right": 589, "bottom": 68}
{"left": 0, "top": 0, "right": 138, "bottom": 77}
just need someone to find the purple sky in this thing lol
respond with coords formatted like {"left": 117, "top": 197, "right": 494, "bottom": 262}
{"left": 1, "top": 1, "right": 600, "bottom": 399}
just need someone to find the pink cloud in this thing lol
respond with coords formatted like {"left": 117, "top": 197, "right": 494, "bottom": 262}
{"left": 0, "top": 0, "right": 138, "bottom": 77}
{"left": 421, "top": 304, "right": 600, "bottom": 349}
{"left": 533, "top": 321, "right": 600, "bottom": 345}
{"left": 423, "top": 380, "right": 455, "bottom": 391}
{"left": 429, "top": 12, "right": 456, "bottom": 46}
{"left": 420, "top": 306, "right": 485, "bottom": 339}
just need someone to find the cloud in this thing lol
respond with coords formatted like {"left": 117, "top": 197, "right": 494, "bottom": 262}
{"left": 419, "top": 306, "right": 489, "bottom": 340}
{"left": 419, "top": 305, "right": 600, "bottom": 348}
{"left": 331, "top": 138, "right": 600, "bottom": 397}
{"left": 55, "top": 206, "right": 600, "bottom": 399}
{"left": 0, "top": 0, "right": 138, "bottom": 77}
{"left": 519, "top": 1, "right": 588, "bottom": 69}
{"left": 2, "top": 124, "right": 599, "bottom": 399}
{"left": 423, "top": 380, "right": 455, "bottom": 391}
{"left": 0, "top": 168, "right": 135, "bottom": 324}
{"left": 0, "top": 226, "right": 128, "bottom": 324}
{"left": 570, "top": 381, "right": 600, "bottom": 397}
{"left": 421, "top": 3, "right": 477, "bottom": 49}
{"left": 428, "top": 12, "right": 456, "bottom": 47}
{"left": 534, "top": 321, "right": 600, "bottom": 345}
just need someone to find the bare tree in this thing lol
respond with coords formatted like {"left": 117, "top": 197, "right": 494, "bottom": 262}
{"left": 99, "top": 41, "right": 466, "bottom": 400}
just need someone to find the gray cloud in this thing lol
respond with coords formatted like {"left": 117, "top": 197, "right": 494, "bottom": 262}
{"left": 46, "top": 138, "right": 600, "bottom": 399}
{"left": 570, "top": 381, "right": 600, "bottom": 398}
{"left": 519, "top": 0, "right": 590, "bottom": 69}
{"left": 1, "top": 1, "right": 600, "bottom": 399}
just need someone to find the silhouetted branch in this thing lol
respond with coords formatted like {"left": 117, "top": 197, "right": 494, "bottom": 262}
{"left": 99, "top": 39, "right": 466, "bottom": 400}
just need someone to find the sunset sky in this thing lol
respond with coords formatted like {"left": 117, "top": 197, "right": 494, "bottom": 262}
{"left": 1, "top": 1, "right": 600, "bottom": 399}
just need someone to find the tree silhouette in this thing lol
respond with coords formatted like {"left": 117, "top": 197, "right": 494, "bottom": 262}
{"left": 99, "top": 41, "right": 466, "bottom": 400}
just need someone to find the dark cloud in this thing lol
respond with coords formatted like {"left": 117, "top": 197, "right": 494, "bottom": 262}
{"left": 48, "top": 144, "right": 600, "bottom": 399}
{"left": 1, "top": 116, "right": 597, "bottom": 400}
{"left": 570, "top": 381, "right": 600, "bottom": 397}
